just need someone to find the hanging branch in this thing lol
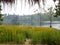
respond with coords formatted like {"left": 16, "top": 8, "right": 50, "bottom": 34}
{"left": 0, "top": 0, "right": 15, "bottom": 6}
{"left": 0, "top": 0, "right": 15, "bottom": 3}
{"left": 53, "top": 0, "right": 56, "bottom": 2}
{"left": 28, "top": 0, "right": 41, "bottom": 6}
{"left": 0, "top": 0, "right": 46, "bottom": 14}
{"left": 0, "top": 0, "right": 46, "bottom": 7}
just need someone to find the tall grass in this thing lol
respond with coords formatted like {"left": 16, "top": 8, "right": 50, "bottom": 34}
{"left": 31, "top": 30, "right": 60, "bottom": 45}
{"left": 0, "top": 25, "right": 60, "bottom": 45}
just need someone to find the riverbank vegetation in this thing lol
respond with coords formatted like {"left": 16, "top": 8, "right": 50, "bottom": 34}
{"left": 0, "top": 25, "right": 60, "bottom": 45}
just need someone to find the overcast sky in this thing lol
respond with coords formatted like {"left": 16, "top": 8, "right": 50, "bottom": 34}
{"left": 1, "top": 0, "right": 58, "bottom": 15}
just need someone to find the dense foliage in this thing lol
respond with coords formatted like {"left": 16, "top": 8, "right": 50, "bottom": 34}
{"left": 55, "top": 3, "right": 60, "bottom": 17}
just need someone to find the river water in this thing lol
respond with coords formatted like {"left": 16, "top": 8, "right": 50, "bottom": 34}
{"left": 41, "top": 21, "right": 60, "bottom": 29}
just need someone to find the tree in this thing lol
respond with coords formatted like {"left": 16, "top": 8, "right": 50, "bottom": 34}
{"left": 0, "top": 5, "right": 3, "bottom": 24}
{"left": 53, "top": 0, "right": 60, "bottom": 17}
{"left": 54, "top": 3, "right": 60, "bottom": 17}
{"left": 48, "top": 7, "right": 53, "bottom": 28}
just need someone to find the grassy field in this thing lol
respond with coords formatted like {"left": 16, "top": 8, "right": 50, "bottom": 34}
{"left": 0, "top": 25, "right": 60, "bottom": 45}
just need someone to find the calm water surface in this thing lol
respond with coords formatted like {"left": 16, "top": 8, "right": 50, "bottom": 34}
{"left": 41, "top": 21, "right": 60, "bottom": 29}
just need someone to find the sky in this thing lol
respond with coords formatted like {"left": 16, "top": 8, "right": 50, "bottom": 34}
{"left": 1, "top": 0, "right": 58, "bottom": 15}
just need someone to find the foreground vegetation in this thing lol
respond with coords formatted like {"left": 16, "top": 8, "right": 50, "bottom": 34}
{"left": 0, "top": 25, "right": 60, "bottom": 45}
